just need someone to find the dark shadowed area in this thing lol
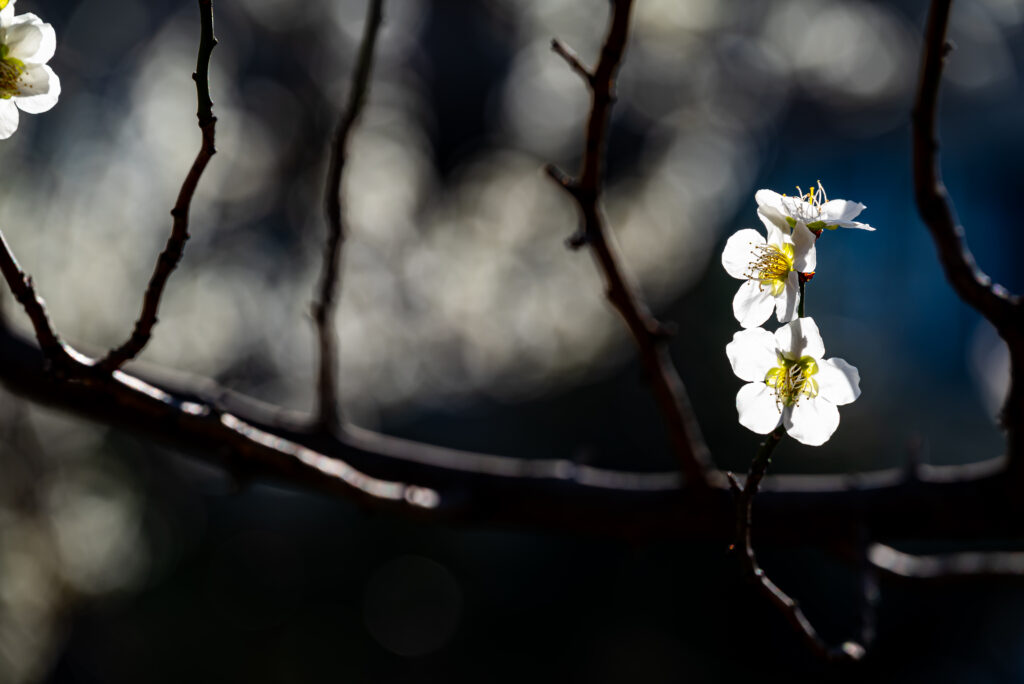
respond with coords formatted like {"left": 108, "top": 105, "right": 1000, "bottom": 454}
{"left": 0, "top": 0, "right": 1021, "bottom": 681}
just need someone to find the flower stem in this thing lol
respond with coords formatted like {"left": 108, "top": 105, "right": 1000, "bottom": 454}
{"left": 733, "top": 426, "right": 785, "bottom": 551}
{"left": 729, "top": 425, "right": 867, "bottom": 661}
{"left": 797, "top": 278, "right": 806, "bottom": 318}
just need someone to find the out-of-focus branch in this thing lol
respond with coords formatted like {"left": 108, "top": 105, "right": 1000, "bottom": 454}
{"left": 911, "top": 0, "right": 1018, "bottom": 326}
{"left": 312, "top": 0, "right": 385, "bottom": 436}
{"left": 0, "top": 231, "right": 70, "bottom": 366}
{"left": 870, "top": 543, "right": 1024, "bottom": 582}
{"left": 544, "top": 0, "right": 714, "bottom": 490}
{"left": 912, "top": 0, "right": 1024, "bottom": 472}
{"left": 3, "top": 319, "right": 1019, "bottom": 543}
{"left": 97, "top": 0, "right": 218, "bottom": 373}
{"left": 730, "top": 429, "right": 867, "bottom": 663}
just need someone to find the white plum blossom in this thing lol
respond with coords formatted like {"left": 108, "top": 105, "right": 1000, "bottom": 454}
{"left": 756, "top": 181, "right": 874, "bottom": 234}
{"left": 721, "top": 219, "right": 816, "bottom": 328}
{"left": 0, "top": 0, "right": 59, "bottom": 140}
{"left": 726, "top": 317, "right": 860, "bottom": 446}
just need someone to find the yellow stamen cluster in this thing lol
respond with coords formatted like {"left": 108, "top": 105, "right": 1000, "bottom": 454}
{"left": 765, "top": 355, "right": 819, "bottom": 409}
{"left": 744, "top": 242, "right": 794, "bottom": 297}
{"left": 0, "top": 48, "right": 25, "bottom": 99}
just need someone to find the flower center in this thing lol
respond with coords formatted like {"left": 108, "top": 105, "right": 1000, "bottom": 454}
{"left": 765, "top": 355, "right": 819, "bottom": 408}
{"left": 784, "top": 181, "right": 830, "bottom": 231}
{"left": 745, "top": 243, "right": 793, "bottom": 296}
{"left": 0, "top": 45, "right": 26, "bottom": 99}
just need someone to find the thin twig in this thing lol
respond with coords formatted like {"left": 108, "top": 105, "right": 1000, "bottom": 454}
{"left": 550, "top": 38, "right": 592, "bottom": 84}
{"left": 97, "top": 0, "right": 218, "bottom": 372}
{"left": 731, "top": 428, "right": 867, "bottom": 663}
{"left": 0, "top": 231, "right": 71, "bottom": 366}
{"left": 312, "top": 0, "right": 385, "bottom": 436}
{"left": 912, "top": 0, "right": 1024, "bottom": 472}
{"left": 546, "top": 0, "right": 714, "bottom": 490}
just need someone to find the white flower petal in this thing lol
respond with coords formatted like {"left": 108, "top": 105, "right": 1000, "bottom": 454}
{"left": 757, "top": 206, "right": 790, "bottom": 236}
{"left": 754, "top": 189, "right": 786, "bottom": 213}
{"left": 17, "top": 19, "right": 54, "bottom": 64}
{"left": 771, "top": 225, "right": 794, "bottom": 250}
{"left": 733, "top": 279, "right": 775, "bottom": 329}
{"left": 2, "top": 19, "right": 41, "bottom": 61}
{"left": 721, "top": 228, "right": 764, "bottom": 280}
{"left": 835, "top": 219, "right": 875, "bottom": 231}
{"left": 15, "top": 64, "right": 58, "bottom": 113}
{"left": 781, "top": 196, "right": 814, "bottom": 221}
{"left": 816, "top": 358, "right": 861, "bottom": 406}
{"left": 5, "top": 11, "right": 42, "bottom": 30}
{"left": 790, "top": 221, "right": 817, "bottom": 273}
{"left": 774, "top": 317, "right": 825, "bottom": 360}
{"left": 737, "top": 382, "right": 783, "bottom": 435}
{"left": 0, "top": 2, "right": 15, "bottom": 25}
{"left": 726, "top": 327, "right": 778, "bottom": 382}
{"left": 821, "top": 199, "right": 865, "bottom": 223}
{"left": 784, "top": 397, "right": 840, "bottom": 446}
{"left": 775, "top": 271, "right": 799, "bottom": 323}
{"left": 0, "top": 99, "right": 19, "bottom": 139}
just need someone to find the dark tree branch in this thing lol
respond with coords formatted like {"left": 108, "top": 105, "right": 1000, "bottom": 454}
{"left": 312, "top": 0, "right": 385, "bottom": 436}
{"left": 3, "top": 319, "right": 1022, "bottom": 545}
{"left": 912, "top": 0, "right": 1018, "bottom": 325}
{"left": 731, "top": 429, "right": 867, "bottom": 663}
{"left": 0, "top": 231, "right": 71, "bottom": 367}
{"left": 912, "top": 0, "right": 1024, "bottom": 473}
{"left": 546, "top": 0, "right": 714, "bottom": 490}
{"left": 97, "top": 0, "right": 218, "bottom": 373}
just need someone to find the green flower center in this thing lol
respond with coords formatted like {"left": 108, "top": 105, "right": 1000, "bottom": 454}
{"left": 0, "top": 44, "right": 26, "bottom": 99}
{"left": 765, "top": 355, "right": 819, "bottom": 408}
{"left": 745, "top": 242, "right": 793, "bottom": 297}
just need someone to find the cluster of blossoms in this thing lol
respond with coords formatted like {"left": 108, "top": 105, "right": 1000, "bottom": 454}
{"left": 722, "top": 182, "right": 869, "bottom": 446}
{"left": 0, "top": 0, "right": 59, "bottom": 139}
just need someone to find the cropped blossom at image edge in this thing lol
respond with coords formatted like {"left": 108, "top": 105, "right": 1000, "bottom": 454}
{"left": 726, "top": 317, "right": 860, "bottom": 446}
{"left": 0, "top": 0, "right": 59, "bottom": 139}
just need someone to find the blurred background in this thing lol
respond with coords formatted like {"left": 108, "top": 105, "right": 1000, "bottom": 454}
{"left": 0, "top": 0, "right": 1021, "bottom": 680}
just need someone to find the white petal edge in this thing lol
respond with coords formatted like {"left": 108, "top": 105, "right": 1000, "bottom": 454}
{"left": 737, "top": 382, "right": 783, "bottom": 435}
{"left": 790, "top": 221, "right": 817, "bottom": 273}
{"left": 774, "top": 270, "right": 799, "bottom": 323}
{"left": 3, "top": 19, "right": 42, "bottom": 61}
{"left": 0, "top": 2, "right": 15, "bottom": 25}
{"left": 0, "top": 99, "right": 19, "bottom": 139}
{"left": 821, "top": 199, "right": 864, "bottom": 223}
{"left": 16, "top": 19, "right": 54, "bottom": 64}
{"left": 835, "top": 220, "right": 875, "bottom": 231}
{"left": 816, "top": 357, "right": 861, "bottom": 406}
{"left": 15, "top": 65, "right": 58, "bottom": 113}
{"left": 774, "top": 317, "right": 825, "bottom": 360}
{"left": 722, "top": 228, "right": 764, "bottom": 280}
{"left": 754, "top": 189, "right": 786, "bottom": 213}
{"left": 757, "top": 206, "right": 790, "bottom": 237}
{"left": 5, "top": 12, "right": 43, "bottom": 30}
{"left": 726, "top": 327, "right": 778, "bottom": 382}
{"left": 784, "top": 397, "right": 840, "bottom": 446}
{"left": 733, "top": 279, "right": 775, "bottom": 329}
